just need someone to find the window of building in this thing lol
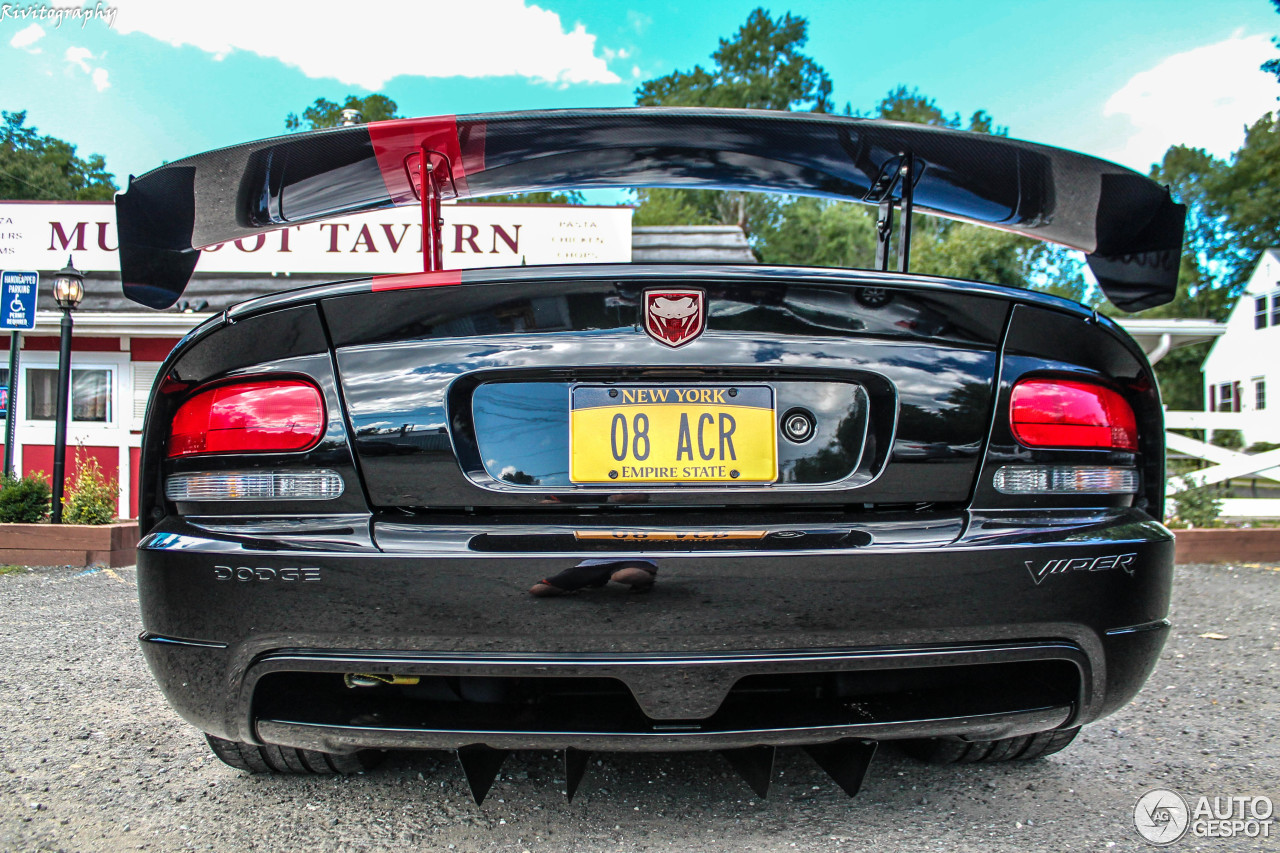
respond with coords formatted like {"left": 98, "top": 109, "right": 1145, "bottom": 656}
{"left": 1272, "top": 291, "right": 1280, "bottom": 326}
{"left": 25, "top": 368, "right": 112, "bottom": 423}
{"left": 1217, "top": 381, "right": 1236, "bottom": 413}
{"left": 0, "top": 368, "right": 8, "bottom": 419}
{"left": 1256, "top": 378, "right": 1267, "bottom": 411}
{"left": 1257, "top": 296, "right": 1269, "bottom": 329}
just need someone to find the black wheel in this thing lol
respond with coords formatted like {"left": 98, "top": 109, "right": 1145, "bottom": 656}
{"left": 205, "top": 734, "right": 384, "bottom": 775}
{"left": 854, "top": 286, "right": 893, "bottom": 308}
{"left": 901, "top": 727, "right": 1080, "bottom": 764}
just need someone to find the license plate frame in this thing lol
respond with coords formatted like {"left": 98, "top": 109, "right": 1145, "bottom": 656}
{"left": 568, "top": 384, "right": 777, "bottom": 485}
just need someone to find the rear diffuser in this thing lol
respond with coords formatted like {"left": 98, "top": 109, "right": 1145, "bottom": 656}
{"left": 452, "top": 742, "right": 877, "bottom": 805}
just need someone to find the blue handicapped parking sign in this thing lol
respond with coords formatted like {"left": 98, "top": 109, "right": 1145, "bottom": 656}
{"left": 0, "top": 271, "right": 38, "bottom": 331}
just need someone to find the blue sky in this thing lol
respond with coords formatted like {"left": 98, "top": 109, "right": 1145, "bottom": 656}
{"left": 2, "top": 0, "right": 1277, "bottom": 189}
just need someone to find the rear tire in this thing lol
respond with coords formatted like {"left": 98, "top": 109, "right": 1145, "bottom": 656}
{"left": 205, "top": 734, "right": 384, "bottom": 775}
{"left": 901, "top": 727, "right": 1080, "bottom": 764}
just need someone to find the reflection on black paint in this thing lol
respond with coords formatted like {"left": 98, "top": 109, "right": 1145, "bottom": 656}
{"left": 473, "top": 383, "right": 568, "bottom": 484}
{"left": 706, "top": 285, "right": 1002, "bottom": 346}
{"left": 894, "top": 381, "right": 993, "bottom": 460}
{"left": 790, "top": 411, "right": 866, "bottom": 484}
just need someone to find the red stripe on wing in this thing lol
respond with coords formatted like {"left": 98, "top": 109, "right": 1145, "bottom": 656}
{"left": 370, "top": 271, "right": 464, "bottom": 292}
{"left": 367, "top": 115, "right": 484, "bottom": 204}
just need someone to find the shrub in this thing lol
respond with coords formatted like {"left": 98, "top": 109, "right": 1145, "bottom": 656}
{"left": 61, "top": 451, "right": 118, "bottom": 525}
{"left": 0, "top": 472, "right": 51, "bottom": 523}
{"left": 1209, "top": 429, "right": 1244, "bottom": 450}
{"left": 1168, "top": 474, "right": 1226, "bottom": 528}
{"left": 1246, "top": 441, "right": 1280, "bottom": 455}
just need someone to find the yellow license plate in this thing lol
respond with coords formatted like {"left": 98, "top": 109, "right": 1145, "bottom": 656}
{"left": 569, "top": 385, "right": 776, "bottom": 484}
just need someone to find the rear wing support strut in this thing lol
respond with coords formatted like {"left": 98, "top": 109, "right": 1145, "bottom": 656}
{"left": 409, "top": 147, "right": 449, "bottom": 272}
{"left": 896, "top": 154, "right": 915, "bottom": 273}
{"left": 423, "top": 152, "right": 443, "bottom": 272}
{"left": 875, "top": 201, "right": 894, "bottom": 272}
{"left": 873, "top": 153, "right": 916, "bottom": 274}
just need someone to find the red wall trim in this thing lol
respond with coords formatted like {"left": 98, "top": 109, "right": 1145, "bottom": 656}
{"left": 22, "top": 336, "right": 122, "bottom": 352}
{"left": 131, "top": 338, "right": 181, "bottom": 362}
{"left": 129, "top": 446, "right": 141, "bottom": 519}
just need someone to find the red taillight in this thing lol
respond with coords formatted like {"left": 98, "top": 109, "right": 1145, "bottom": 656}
{"left": 1010, "top": 378, "right": 1137, "bottom": 451}
{"left": 168, "top": 379, "right": 325, "bottom": 457}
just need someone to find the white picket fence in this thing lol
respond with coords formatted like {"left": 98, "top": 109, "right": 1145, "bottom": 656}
{"left": 1164, "top": 410, "right": 1280, "bottom": 518}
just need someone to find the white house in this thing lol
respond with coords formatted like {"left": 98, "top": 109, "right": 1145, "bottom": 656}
{"left": 1201, "top": 249, "right": 1280, "bottom": 446}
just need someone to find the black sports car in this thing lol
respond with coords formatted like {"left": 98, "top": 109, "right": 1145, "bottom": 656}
{"left": 120, "top": 109, "right": 1181, "bottom": 802}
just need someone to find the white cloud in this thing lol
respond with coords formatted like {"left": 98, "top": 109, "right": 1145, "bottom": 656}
{"left": 64, "top": 45, "right": 93, "bottom": 72}
{"left": 9, "top": 23, "right": 45, "bottom": 51}
{"left": 64, "top": 45, "right": 110, "bottom": 91}
{"left": 113, "top": 0, "right": 620, "bottom": 89}
{"left": 1102, "top": 33, "right": 1277, "bottom": 170}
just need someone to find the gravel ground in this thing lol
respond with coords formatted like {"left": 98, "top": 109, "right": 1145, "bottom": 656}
{"left": 0, "top": 562, "right": 1276, "bottom": 853}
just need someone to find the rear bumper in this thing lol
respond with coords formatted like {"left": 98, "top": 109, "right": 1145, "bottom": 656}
{"left": 137, "top": 509, "right": 1173, "bottom": 750}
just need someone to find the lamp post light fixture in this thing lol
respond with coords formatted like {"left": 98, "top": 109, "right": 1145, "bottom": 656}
{"left": 50, "top": 256, "right": 85, "bottom": 524}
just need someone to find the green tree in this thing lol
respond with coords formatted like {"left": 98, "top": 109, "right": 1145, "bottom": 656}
{"left": 635, "top": 8, "right": 833, "bottom": 112}
{"left": 632, "top": 188, "right": 718, "bottom": 227}
{"left": 870, "top": 86, "right": 1006, "bottom": 135}
{"left": 285, "top": 94, "right": 401, "bottom": 131}
{"left": 633, "top": 187, "right": 781, "bottom": 237}
{"left": 874, "top": 86, "right": 957, "bottom": 127}
{"left": 755, "top": 196, "right": 877, "bottom": 268}
{"left": 0, "top": 110, "right": 116, "bottom": 201}
{"left": 911, "top": 224, "right": 1042, "bottom": 287}
{"left": 1207, "top": 112, "right": 1280, "bottom": 271}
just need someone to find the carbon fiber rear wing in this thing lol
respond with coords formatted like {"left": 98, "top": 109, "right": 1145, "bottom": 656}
{"left": 115, "top": 108, "right": 1184, "bottom": 311}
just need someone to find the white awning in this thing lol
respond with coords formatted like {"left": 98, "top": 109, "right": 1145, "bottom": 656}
{"left": 1114, "top": 318, "right": 1225, "bottom": 365}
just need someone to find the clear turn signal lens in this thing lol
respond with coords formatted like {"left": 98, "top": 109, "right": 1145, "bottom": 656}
{"left": 165, "top": 470, "right": 345, "bottom": 501}
{"left": 993, "top": 465, "right": 1138, "bottom": 495}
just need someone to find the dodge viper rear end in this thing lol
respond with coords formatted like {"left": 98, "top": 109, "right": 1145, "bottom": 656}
{"left": 121, "top": 109, "right": 1181, "bottom": 801}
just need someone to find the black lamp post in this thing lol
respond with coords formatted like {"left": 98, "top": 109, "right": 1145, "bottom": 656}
{"left": 50, "top": 256, "right": 84, "bottom": 524}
